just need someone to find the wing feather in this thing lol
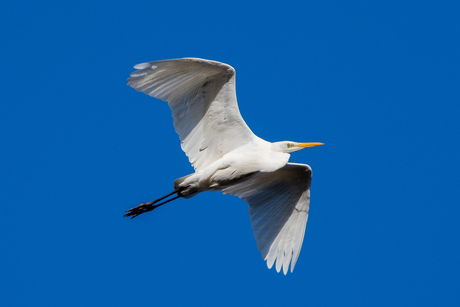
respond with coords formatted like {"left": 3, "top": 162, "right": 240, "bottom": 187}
{"left": 128, "top": 58, "right": 257, "bottom": 171}
{"left": 223, "top": 163, "right": 312, "bottom": 274}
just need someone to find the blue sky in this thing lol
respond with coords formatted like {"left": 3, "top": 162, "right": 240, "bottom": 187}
{"left": 1, "top": 0, "right": 459, "bottom": 306}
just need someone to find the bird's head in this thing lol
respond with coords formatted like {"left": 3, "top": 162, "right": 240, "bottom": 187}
{"left": 273, "top": 141, "right": 324, "bottom": 154}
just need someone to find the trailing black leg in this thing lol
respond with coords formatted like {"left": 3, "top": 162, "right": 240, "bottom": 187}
{"left": 125, "top": 189, "right": 183, "bottom": 218}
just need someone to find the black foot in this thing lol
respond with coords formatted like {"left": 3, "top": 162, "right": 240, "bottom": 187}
{"left": 124, "top": 200, "right": 163, "bottom": 218}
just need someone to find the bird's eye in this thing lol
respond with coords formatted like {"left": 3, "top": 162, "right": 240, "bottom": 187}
{"left": 287, "top": 143, "right": 294, "bottom": 148}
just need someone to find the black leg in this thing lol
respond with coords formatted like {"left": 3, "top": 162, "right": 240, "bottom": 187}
{"left": 125, "top": 190, "right": 182, "bottom": 218}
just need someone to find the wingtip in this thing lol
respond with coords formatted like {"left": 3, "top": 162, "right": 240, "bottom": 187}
{"left": 133, "top": 62, "right": 155, "bottom": 70}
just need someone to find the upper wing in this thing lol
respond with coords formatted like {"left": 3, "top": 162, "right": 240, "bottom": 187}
{"left": 127, "top": 58, "right": 257, "bottom": 171}
{"left": 223, "top": 163, "right": 312, "bottom": 274}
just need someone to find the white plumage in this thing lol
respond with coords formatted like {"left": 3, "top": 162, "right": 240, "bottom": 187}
{"left": 126, "top": 58, "right": 323, "bottom": 274}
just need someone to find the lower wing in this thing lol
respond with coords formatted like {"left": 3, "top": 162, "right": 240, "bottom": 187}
{"left": 223, "top": 163, "right": 312, "bottom": 274}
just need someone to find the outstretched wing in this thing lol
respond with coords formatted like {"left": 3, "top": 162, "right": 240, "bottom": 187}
{"left": 223, "top": 163, "right": 312, "bottom": 274}
{"left": 127, "top": 58, "right": 257, "bottom": 171}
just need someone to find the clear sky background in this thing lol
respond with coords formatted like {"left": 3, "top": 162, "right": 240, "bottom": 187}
{"left": 1, "top": 1, "right": 459, "bottom": 306}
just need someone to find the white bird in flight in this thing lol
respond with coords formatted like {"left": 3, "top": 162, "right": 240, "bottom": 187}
{"left": 125, "top": 58, "right": 323, "bottom": 274}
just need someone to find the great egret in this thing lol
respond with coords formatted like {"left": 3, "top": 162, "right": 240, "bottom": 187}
{"left": 125, "top": 58, "right": 323, "bottom": 274}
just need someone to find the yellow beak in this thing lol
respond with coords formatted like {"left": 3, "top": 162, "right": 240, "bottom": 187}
{"left": 295, "top": 142, "right": 324, "bottom": 148}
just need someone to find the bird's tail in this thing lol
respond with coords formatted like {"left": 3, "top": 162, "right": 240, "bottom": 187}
{"left": 173, "top": 174, "right": 201, "bottom": 199}
{"left": 173, "top": 174, "right": 193, "bottom": 191}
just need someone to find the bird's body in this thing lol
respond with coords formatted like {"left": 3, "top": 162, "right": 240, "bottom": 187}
{"left": 126, "top": 58, "right": 323, "bottom": 274}
{"left": 177, "top": 140, "right": 290, "bottom": 197}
